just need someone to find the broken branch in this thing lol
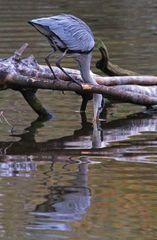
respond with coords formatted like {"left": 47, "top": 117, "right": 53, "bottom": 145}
{"left": 0, "top": 43, "right": 157, "bottom": 119}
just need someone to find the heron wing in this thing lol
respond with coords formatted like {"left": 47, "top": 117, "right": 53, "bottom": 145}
{"left": 32, "top": 14, "right": 95, "bottom": 52}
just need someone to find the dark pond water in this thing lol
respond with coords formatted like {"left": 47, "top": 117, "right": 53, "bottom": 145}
{"left": 1, "top": 0, "right": 157, "bottom": 239}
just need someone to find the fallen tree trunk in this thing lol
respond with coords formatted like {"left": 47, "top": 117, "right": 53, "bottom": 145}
{"left": 1, "top": 43, "right": 157, "bottom": 119}
{"left": 6, "top": 73, "right": 157, "bottom": 106}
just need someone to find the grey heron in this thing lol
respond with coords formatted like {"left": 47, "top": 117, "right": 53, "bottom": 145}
{"left": 28, "top": 14, "right": 103, "bottom": 121}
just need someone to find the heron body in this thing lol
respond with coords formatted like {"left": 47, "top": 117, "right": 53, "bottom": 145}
{"left": 28, "top": 14, "right": 103, "bottom": 121}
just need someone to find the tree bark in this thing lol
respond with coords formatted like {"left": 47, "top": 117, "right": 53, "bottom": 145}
{"left": 20, "top": 89, "right": 52, "bottom": 120}
{"left": 0, "top": 43, "right": 157, "bottom": 118}
{"left": 96, "top": 40, "right": 138, "bottom": 76}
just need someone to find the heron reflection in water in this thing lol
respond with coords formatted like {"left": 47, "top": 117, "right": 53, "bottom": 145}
{"left": 32, "top": 159, "right": 91, "bottom": 232}
{"left": 28, "top": 14, "right": 104, "bottom": 121}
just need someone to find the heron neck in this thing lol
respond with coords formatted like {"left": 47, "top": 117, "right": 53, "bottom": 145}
{"left": 78, "top": 53, "right": 96, "bottom": 85}
{"left": 77, "top": 53, "right": 103, "bottom": 121}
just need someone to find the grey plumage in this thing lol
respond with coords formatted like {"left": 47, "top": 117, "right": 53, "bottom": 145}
{"left": 29, "top": 14, "right": 95, "bottom": 53}
{"left": 28, "top": 14, "right": 103, "bottom": 121}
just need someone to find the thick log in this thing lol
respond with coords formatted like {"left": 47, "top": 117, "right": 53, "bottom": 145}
{"left": 0, "top": 43, "right": 157, "bottom": 119}
{"left": 5, "top": 73, "right": 157, "bottom": 107}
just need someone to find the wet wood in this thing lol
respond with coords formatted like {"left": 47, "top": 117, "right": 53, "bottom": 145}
{"left": 0, "top": 43, "right": 157, "bottom": 118}
{"left": 20, "top": 89, "right": 52, "bottom": 120}
{"left": 96, "top": 40, "right": 138, "bottom": 76}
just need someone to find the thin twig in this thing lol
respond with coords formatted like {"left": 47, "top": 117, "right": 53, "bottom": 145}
{"left": 14, "top": 43, "right": 29, "bottom": 61}
{"left": 0, "top": 111, "right": 14, "bottom": 132}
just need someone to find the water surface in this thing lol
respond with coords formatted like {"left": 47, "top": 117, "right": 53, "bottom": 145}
{"left": 0, "top": 0, "right": 157, "bottom": 239}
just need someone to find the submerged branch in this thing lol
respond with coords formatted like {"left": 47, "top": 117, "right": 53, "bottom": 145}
{"left": 96, "top": 40, "right": 138, "bottom": 76}
{"left": 20, "top": 89, "right": 52, "bottom": 120}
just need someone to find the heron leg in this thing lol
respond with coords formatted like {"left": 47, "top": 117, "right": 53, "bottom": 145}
{"left": 56, "top": 49, "right": 82, "bottom": 87}
{"left": 45, "top": 48, "right": 58, "bottom": 80}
